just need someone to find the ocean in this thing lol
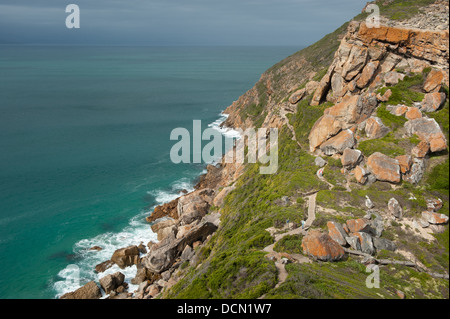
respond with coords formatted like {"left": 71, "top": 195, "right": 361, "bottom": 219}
{"left": 0, "top": 45, "right": 299, "bottom": 298}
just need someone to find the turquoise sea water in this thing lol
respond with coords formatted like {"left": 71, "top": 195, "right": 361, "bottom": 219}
{"left": 0, "top": 45, "right": 299, "bottom": 298}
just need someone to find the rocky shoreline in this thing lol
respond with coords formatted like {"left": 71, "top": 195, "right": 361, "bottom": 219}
{"left": 60, "top": 126, "right": 244, "bottom": 299}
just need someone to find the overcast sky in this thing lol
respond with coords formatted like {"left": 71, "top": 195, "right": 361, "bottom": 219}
{"left": 0, "top": 0, "right": 366, "bottom": 46}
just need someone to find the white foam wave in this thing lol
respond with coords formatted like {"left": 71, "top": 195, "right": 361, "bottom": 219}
{"left": 53, "top": 216, "right": 157, "bottom": 298}
{"left": 52, "top": 177, "right": 199, "bottom": 298}
{"left": 208, "top": 112, "right": 241, "bottom": 139}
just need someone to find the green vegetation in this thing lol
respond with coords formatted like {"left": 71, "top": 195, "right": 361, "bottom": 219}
{"left": 288, "top": 97, "right": 332, "bottom": 148}
{"left": 358, "top": 132, "right": 407, "bottom": 157}
{"left": 355, "top": 0, "right": 437, "bottom": 21}
{"left": 377, "top": 72, "right": 425, "bottom": 106}
{"left": 426, "top": 159, "right": 449, "bottom": 191}
{"left": 166, "top": 128, "right": 328, "bottom": 299}
{"left": 265, "top": 258, "right": 448, "bottom": 299}
{"left": 273, "top": 235, "right": 303, "bottom": 255}
{"left": 376, "top": 104, "right": 408, "bottom": 130}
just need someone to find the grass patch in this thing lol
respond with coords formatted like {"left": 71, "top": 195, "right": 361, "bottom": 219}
{"left": 273, "top": 235, "right": 303, "bottom": 254}
{"left": 358, "top": 132, "right": 406, "bottom": 157}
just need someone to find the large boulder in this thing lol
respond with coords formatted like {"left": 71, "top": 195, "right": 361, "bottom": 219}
{"left": 405, "top": 118, "right": 447, "bottom": 153}
{"left": 289, "top": 88, "right": 306, "bottom": 104}
{"left": 99, "top": 272, "right": 125, "bottom": 294}
{"left": 423, "top": 69, "right": 444, "bottom": 93}
{"left": 319, "top": 129, "right": 356, "bottom": 156}
{"left": 426, "top": 198, "right": 443, "bottom": 212}
{"left": 60, "top": 281, "right": 102, "bottom": 299}
{"left": 311, "top": 67, "right": 334, "bottom": 106}
{"left": 144, "top": 221, "right": 218, "bottom": 273}
{"left": 369, "top": 217, "right": 384, "bottom": 238}
{"left": 421, "top": 211, "right": 449, "bottom": 225}
{"left": 367, "top": 152, "right": 401, "bottom": 183}
{"left": 389, "top": 104, "right": 408, "bottom": 116}
{"left": 341, "top": 148, "right": 363, "bottom": 169}
{"left": 308, "top": 114, "right": 342, "bottom": 152}
{"left": 315, "top": 156, "right": 327, "bottom": 168}
{"left": 131, "top": 263, "right": 148, "bottom": 285}
{"left": 111, "top": 245, "right": 140, "bottom": 269}
{"left": 157, "top": 224, "right": 178, "bottom": 242}
{"left": 421, "top": 92, "right": 446, "bottom": 113}
{"left": 301, "top": 230, "right": 345, "bottom": 262}
{"left": 181, "top": 245, "right": 195, "bottom": 261}
{"left": 327, "top": 221, "right": 349, "bottom": 246}
{"left": 309, "top": 93, "right": 377, "bottom": 152}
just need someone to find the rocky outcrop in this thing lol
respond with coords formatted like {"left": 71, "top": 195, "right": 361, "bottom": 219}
{"left": 421, "top": 92, "right": 446, "bottom": 112}
{"left": 111, "top": 245, "right": 141, "bottom": 269}
{"left": 356, "top": 23, "right": 449, "bottom": 69}
{"left": 301, "top": 230, "right": 345, "bottom": 262}
{"left": 60, "top": 281, "right": 102, "bottom": 299}
{"left": 99, "top": 272, "right": 125, "bottom": 294}
{"left": 309, "top": 94, "right": 377, "bottom": 152}
{"left": 146, "top": 198, "right": 179, "bottom": 223}
{"left": 95, "top": 260, "right": 114, "bottom": 273}
{"left": 144, "top": 220, "right": 218, "bottom": 273}
{"left": 177, "top": 188, "right": 215, "bottom": 225}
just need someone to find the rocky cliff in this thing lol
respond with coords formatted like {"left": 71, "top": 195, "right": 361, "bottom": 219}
{"left": 63, "top": 0, "right": 449, "bottom": 299}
